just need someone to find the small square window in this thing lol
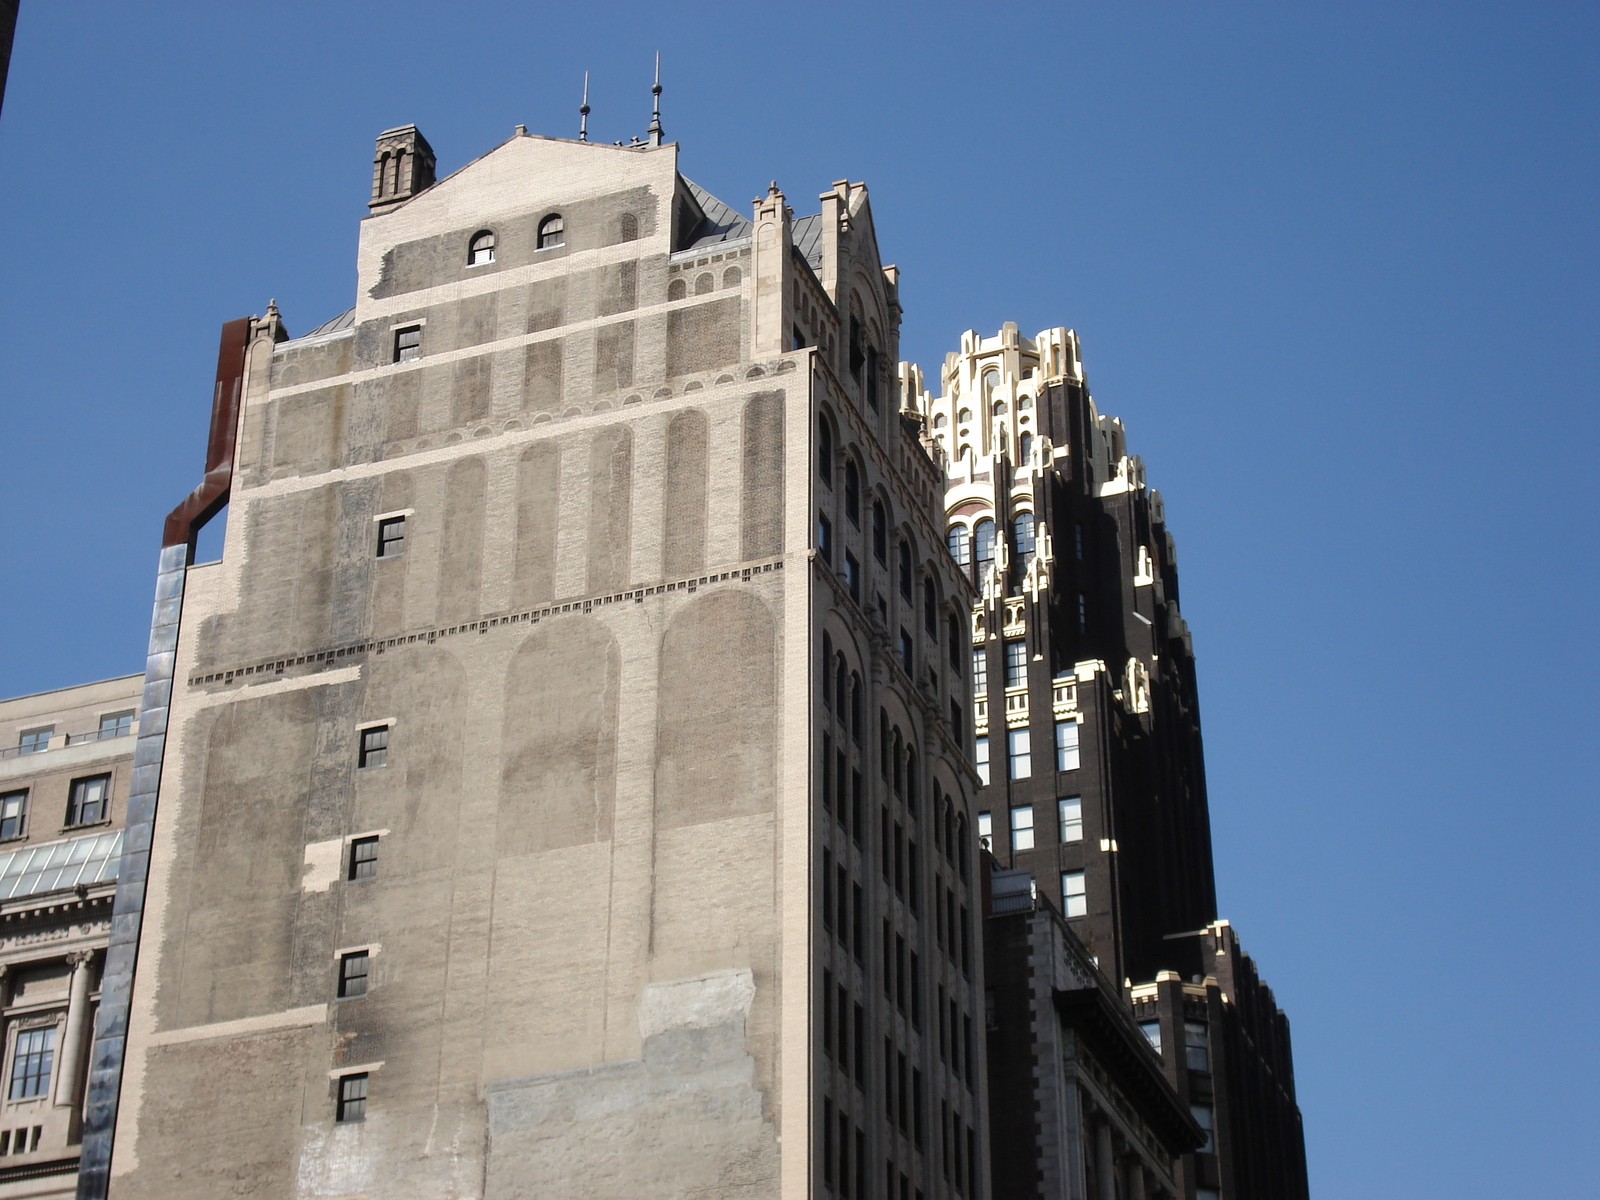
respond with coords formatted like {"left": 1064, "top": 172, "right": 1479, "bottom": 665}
{"left": 0, "top": 791, "right": 25, "bottom": 840}
{"left": 1007, "top": 729, "right": 1031, "bottom": 780}
{"left": 67, "top": 775, "right": 109, "bottom": 825}
{"left": 99, "top": 711, "right": 135, "bottom": 739}
{"left": 376, "top": 516, "right": 406, "bottom": 558}
{"left": 338, "top": 951, "right": 370, "bottom": 999}
{"left": 349, "top": 836, "right": 379, "bottom": 881}
{"left": 336, "top": 1073, "right": 368, "bottom": 1122}
{"left": 358, "top": 726, "right": 389, "bottom": 770}
{"left": 16, "top": 727, "right": 51, "bottom": 755}
{"left": 1055, "top": 720, "right": 1080, "bottom": 771}
{"left": 1060, "top": 869, "right": 1086, "bottom": 918}
{"left": 1058, "top": 796, "right": 1082, "bottom": 843}
{"left": 1185, "top": 1021, "right": 1210, "bottom": 1072}
{"left": 1010, "top": 805, "right": 1034, "bottom": 851}
{"left": 393, "top": 326, "right": 422, "bottom": 363}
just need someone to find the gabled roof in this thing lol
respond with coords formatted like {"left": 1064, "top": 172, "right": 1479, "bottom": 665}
{"left": 790, "top": 214, "right": 824, "bottom": 271}
{"left": 287, "top": 308, "right": 356, "bottom": 342}
{"left": 681, "top": 178, "right": 753, "bottom": 250}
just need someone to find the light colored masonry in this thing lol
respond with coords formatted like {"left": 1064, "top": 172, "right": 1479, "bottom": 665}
{"left": 0, "top": 675, "right": 138, "bottom": 1198}
{"left": 99, "top": 127, "right": 987, "bottom": 1199}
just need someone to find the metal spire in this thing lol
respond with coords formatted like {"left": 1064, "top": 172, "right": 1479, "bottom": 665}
{"left": 647, "top": 52, "right": 664, "bottom": 146}
{"left": 578, "top": 71, "right": 590, "bottom": 142}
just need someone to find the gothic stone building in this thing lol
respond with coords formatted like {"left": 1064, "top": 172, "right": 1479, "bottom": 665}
{"left": 72, "top": 124, "right": 986, "bottom": 1200}
{"left": 907, "top": 326, "right": 1309, "bottom": 1200}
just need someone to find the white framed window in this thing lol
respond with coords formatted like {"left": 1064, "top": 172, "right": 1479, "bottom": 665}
{"left": 974, "top": 737, "right": 989, "bottom": 787}
{"left": 8, "top": 1026, "right": 54, "bottom": 1099}
{"left": 467, "top": 229, "right": 496, "bottom": 266}
{"left": 16, "top": 727, "right": 51, "bottom": 755}
{"left": 1060, "top": 870, "right": 1086, "bottom": 918}
{"left": 976, "top": 811, "right": 991, "bottom": 849}
{"left": 1185, "top": 1021, "right": 1210, "bottom": 1072}
{"left": 971, "top": 648, "right": 987, "bottom": 697}
{"left": 98, "top": 711, "right": 134, "bottom": 739}
{"left": 67, "top": 775, "right": 109, "bottom": 825}
{"left": 1007, "top": 729, "right": 1030, "bottom": 779}
{"left": 1004, "top": 640, "right": 1027, "bottom": 689}
{"left": 1010, "top": 805, "right": 1034, "bottom": 851}
{"left": 1055, "top": 720, "right": 1080, "bottom": 771}
{"left": 393, "top": 325, "right": 422, "bottom": 363}
{"left": 358, "top": 726, "right": 389, "bottom": 770}
{"left": 0, "top": 790, "right": 27, "bottom": 839}
{"left": 1058, "top": 796, "right": 1082, "bottom": 842}
{"left": 376, "top": 515, "right": 406, "bottom": 558}
{"left": 1139, "top": 1020, "right": 1161, "bottom": 1055}
{"left": 537, "top": 213, "right": 565, "bottom": 249}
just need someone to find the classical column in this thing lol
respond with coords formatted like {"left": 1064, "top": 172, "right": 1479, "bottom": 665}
{"left": 1094, "top": 1121, "right": 1117, "bottom": 1200}
{"left": 53, "top": 951, "right": 95, "bottom": 1108}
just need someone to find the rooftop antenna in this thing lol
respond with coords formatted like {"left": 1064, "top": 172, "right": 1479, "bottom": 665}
{"left": 646, "top": 52, "right": 664, "bottom": 146}
{"left": 578, "top": 71, "right": 590, "bottom": 142}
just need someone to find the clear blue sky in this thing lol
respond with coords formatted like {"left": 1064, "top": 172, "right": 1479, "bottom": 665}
{"left": 2, "top": 3, "right": 1596, "bottom": 1195}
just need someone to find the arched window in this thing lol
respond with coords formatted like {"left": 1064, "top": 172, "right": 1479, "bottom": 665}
{"left": 924, "top": 576, "right": 938, "bottom": 638}
{"left": 982, "top": 369, "right": 1000, "bottom": 398}
{"left": 948, "top": 612, "right": 963, "bottom": 667}
{"left": 872, "top": 501, "right": 887, "bottom": 564}
{"left": 844, "top": 461, "right": 861, "bottom": 526}
{"left": 944, "top": 800, "right": 956, "bottom": 864}
{"left": 933, "top": 413, "right": 948, "bottom": 429}
{"left": 850, "top": 673, "right": 862, "bottom": 742}
{"left": 1017, "top": 395, "right": 1031, "bottom": 411}
{"left": 1013, "top": 512, "right": 1035, "bottom": 557}
{"left": 947, "top": 523, "right": 971, "bottom": 567}
{"left": 1019, "top": 432, "right": 1034, "bottom": 463}
{"left": 468, "top": 230, "right": 496, "bottom": 266}
{"left": 957, "top": 408, "right": 973, "bottom": 424}
{"left": 906, "top": 749, "right": 919, "bottom": 817}
{"left": 974, "top": 518, "right": 996, "bottom": 573}
{"left": 835, "top": 652, "right": 849, "bottom": 714}
{"left": 723, "top": 266, "right": 741, "bottom": 287}
{"left": 818, "top": 417, "right": 833, "bottom": 485}
{"left": 667, "top": 277, "right": 687, "bottom": 300}
{"left": 992, "top": 400, "right": 1008, "bottom": 416}
{"left": 822, "top": 633, "right": 834, "bottom": 708}
{"left": 898, "top": 539, "right": 912, "bottom": 601}
{"left": 892, "top": 729, "right": 903, "bottom": 795}
{"left": 537, "top": 214, "right": 565, "bottom": 249}
{"left": 619, "top": 213, "right": 639, "bottom": 242}
{"left": 695, "top": 273, "right": 714, "bottom": 295}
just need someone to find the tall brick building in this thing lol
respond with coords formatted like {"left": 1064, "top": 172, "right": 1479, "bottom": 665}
{"left": 907, "top": 325, "right": 1309, "bottom": 1200}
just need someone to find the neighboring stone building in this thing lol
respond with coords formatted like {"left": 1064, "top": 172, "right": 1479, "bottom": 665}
{"left": 985, "top": 866, "right": 1201, "bottom": 1200}
{"left": 0, "top": 675, "right": 137, "bottom": 1199}
{"left": 71, "top": 121, "right": 985, "bottom": 1200}
{"left": 907, "top": 326, "right": 1309, "bottom": 1199}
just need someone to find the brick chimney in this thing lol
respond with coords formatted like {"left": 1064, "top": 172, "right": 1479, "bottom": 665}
{"left": 369, "top": 125, "right": 436, "bottom": 212}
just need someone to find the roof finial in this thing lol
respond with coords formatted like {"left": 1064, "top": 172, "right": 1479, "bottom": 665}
{"left": 647, "top": 52, "right": 664, "bottom": 146}
{"left": 578, "top": 71, "right": 590, "bottom": 142}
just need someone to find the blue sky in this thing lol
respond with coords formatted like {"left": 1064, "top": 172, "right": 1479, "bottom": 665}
{"left": 2, "top": 3, "right": 1596, "bottom": 1195}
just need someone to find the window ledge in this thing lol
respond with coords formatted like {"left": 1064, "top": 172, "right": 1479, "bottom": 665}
{"left": 60, "top": 820, "right": 112, "bottom": 834}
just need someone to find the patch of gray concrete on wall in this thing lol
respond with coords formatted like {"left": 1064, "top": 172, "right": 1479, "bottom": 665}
{"left": 482, "top": 968, "right": 778, "bottom": 1200}
{"left": 437, "top": 456, "right": 486, "bottom": 625}
{"left": 522, "top": 339, "right": 564, "bottom": 411}
{"left": 740, "top": 390, "right": 785, "bottom": 562}
{"left": 666, "top": 298, "right": 742, "bottom": 378}
{"left": 662, "top": 409, "right": 709, "bottom": 577}
{"left": 586, "top": 426, "right": 633, "bottom": 593}
{"left": 371, "top": 470, "right": 415, "bottom": 635}
{"left": 512, "top": 441, "right": 560, "bottom": 605}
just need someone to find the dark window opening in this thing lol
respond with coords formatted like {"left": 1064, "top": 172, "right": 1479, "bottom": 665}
{"left": 336, "top": 1073, "right": 368, "bottom": 1122}
{"left": 349, "top": 836, "right": 379, "bottom": 881}
{"left": 338, "top": 951, "right": 370, "bottom": 998}
{"left": 393, "top": 325, "right": 422, "bottom": 364}
{"left": 377, "top": 516, "right": 406, "bottom": 558}
{"left": 0, "top": 790, "right": 26, "bottom": 840}
{"left": 468, "top": 230, "right": 496, "bottom": 266}
{"left": 358, "top": 725, "right": 389, "bottom": 770}
{"left": 66, "top": 774, "right": 109, "bottom": 825}
{"left": 537, "top": 213, "right": 565, "bottom": 249}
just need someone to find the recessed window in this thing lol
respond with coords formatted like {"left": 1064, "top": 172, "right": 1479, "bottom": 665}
{"left": 537, "top": 213, "right": 565, "bottom": 249}
{"left": 723, "top": 265, "right": 741, "bottom": 287}
{"left": 393, "top": 325, "right": 422, "bottom": 363}
{"left": 1060, "top": 870, "right": 1086, "bottom": 918}
{"left": 338, "top": 951, "right": 370, "bottom": 998}
{"left": 1058, "top": 797, "right": 1082, "bottom": 843}
{"left": 1017, "top": 395, "right": 1031, "bottom": 409}
{"left": 668, "top": 277, "right": 687, "bottom": 300}
{"left": 0, "top": 791, "right": 26, "bottom": 840}
{"left": 865, "top": 346, "right": 880, "bottom": 410}
{"left": 1055, "top": 720, "right": 1080, "bottom": 771}
{"left": 844, "top": 462, "right": 861, "bottom": 526}
{"left": 349, "top": 836, "right": 379, "bottom": 881}
{"left": 8, "top": 1028, "right": 54, "bottom": 1099}
{"left": 358, "top": 726, "right": 389, "bottom": 770}
{"left": 98, "top": 711, "right": 134, "bottom": 739}
{"left": 898, "top": 540, "right": 912, "bottom": 601}
{"left": 973, "top": 519, "right": 995, "bottom": 576}
{"left": 1019, "top": 432, "right": 1033, "bottom": 463}
{"left": 336, "top": 1073, "right": 368, "bottom": 1123}
{"left": 376, "top": 516, "right": 406, "bottom": 558}
{"left": 971, "top": 647, "right": 987, "bottom": 697}
{"left": 957, "top": 408, "right": 972, "bottom": 424}
{"left": 974, "top": 737, "right": 989, "bottom": 787}
{"left": 1010, "top": 804, "right": 1034, "bottom": 851}
{"left": 924, "top": 578, "right": 938, "bottom": 638}
{"left": 818, "top": 417, "right": 834, "bottom": 484}
{"left": 1007, "top": 729, "right": 1031, "bottom": 779}
{"left": 1185, "top": 1021, "right": 1210, "bottom": 1072}
{"left": 1140, "top": 1021, "right": 1162, "bottom": 1054}
{"left": 899, "top": 630, "right": 914, "bottom": 676}
{"left": 872, "top": 502, "right": 887, "bottom": 565}
{"left": 976, "top": 811, "right": 992, "bottom": 849}
{"left": 16, "top": 728, "right": 51, "bottom": 755}
{"left": 1013, "top": 513, "right": 1035, "bottom": 558}
{"left": 67, "top": 775, "right": 109, "bottom": 825}
{"left": 947, "top": 523, "right": 970, "bottom": 567}
{"left": 845, "top": 552, "right": 861, "bottom": 603}
{"left": 948, "top": 615, "right": 962, "bottom": 668}
{"left": 933, "top": 413, "right": 948, "bottom": 430}
{"left": 818, "top": 513, "right": 833, "bottom": 565}
{"left": 694, "top": 272, "right": 714, "bottom": 295}
{"left": 1077, "top": 592, "right": 1087, "bottom": 633}
{"left": 619, "top": 213, "right": 639, "bottom": 243}
{"left": 1004, "top": 641, "right": 1027, "bottom": 689}
{"left": 467, "top": 229, "right": 496, "bottom": 266}
{"left": 1190, "top": 1104, "right": 1214, "bottom": 1153}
